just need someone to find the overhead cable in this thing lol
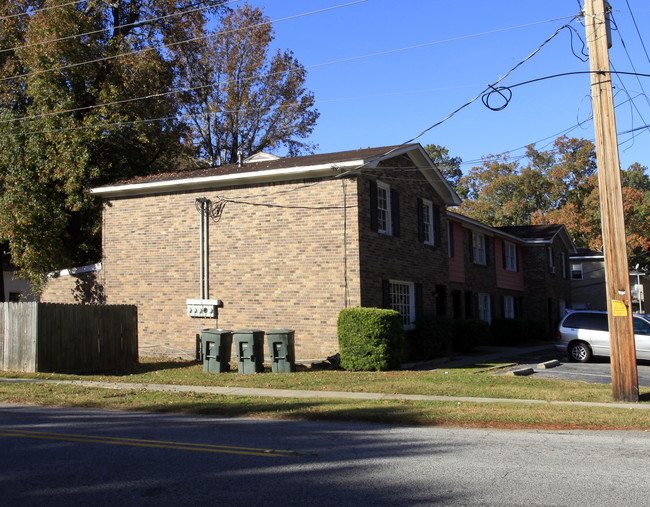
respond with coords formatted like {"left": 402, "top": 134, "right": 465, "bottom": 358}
{"left": 0, "top": 0, "right": 368, "bottom": 83}
{"left": 0, "top": 0, "right": 240, "bottom": 55}
{"left": 0, "top": 13, "right": 581, "bottom": 126}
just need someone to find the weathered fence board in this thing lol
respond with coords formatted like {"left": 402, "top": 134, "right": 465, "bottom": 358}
{"left": 1, "top": 303, "right": 137, "bottom": 373}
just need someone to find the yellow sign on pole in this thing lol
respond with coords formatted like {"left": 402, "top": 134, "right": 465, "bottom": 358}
{"left": 611, "top": 300, "right": 628, "bottom": 317}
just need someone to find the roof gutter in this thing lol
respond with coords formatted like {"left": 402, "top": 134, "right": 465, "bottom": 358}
{"left": 91, "top": 161, "right": 365, "bottom": 198}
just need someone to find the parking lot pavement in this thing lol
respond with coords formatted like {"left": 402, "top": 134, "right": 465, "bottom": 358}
{"left": 511, "top": 356, "right": 650, "bottom": 387}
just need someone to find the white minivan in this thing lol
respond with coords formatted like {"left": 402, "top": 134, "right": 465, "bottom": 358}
{"left": 555, "top": 310, "right": 650, "bottom": 362}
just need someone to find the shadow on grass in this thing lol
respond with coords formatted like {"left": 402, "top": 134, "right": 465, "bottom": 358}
{"left": 91, "top": 360, "right": 201, "bottom": 377}
{"left": 70, "top": 398, "right": 443, "bottom": 427}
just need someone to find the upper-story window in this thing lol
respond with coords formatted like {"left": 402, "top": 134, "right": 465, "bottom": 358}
{"left": 473, "top": 232, "right": 487, "bottom": 265}
{"left": 571, "top": 262, "right": 583, "bottom": 280}
{"left": 421, "top": 199, "right": 433, "bottom": 245}
{"left": 504, "top": 241, "right": 517, "bottom": 271}
{"left": 548, "top": 246, "right": 556, "bottom": 274}
{"left": 377, "top": 181, "right": 391, "bottom": 235}
{"left": 370, "top": 180, "right": 399, "bottom": 236}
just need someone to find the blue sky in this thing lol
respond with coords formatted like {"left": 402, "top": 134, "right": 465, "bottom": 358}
{"left": 243, "top": 0, "right": 650, "bottom": 172}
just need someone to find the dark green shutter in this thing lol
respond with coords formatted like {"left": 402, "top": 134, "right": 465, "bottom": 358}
{"left": 391, "top": 189, "right": 400, "bottom": 236}
{"left": 370, "top": 180, "right": 378, "bottom": 231}
{"left": 433, "top": 205, "right": 441, "bottom": 246}
{"left": 417, "top": 198, "right": 424, "bottom": 242}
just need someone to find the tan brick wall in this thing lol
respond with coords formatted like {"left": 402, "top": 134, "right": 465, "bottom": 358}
{"left": 41, "top": 267, "right": 105, "bottom": 304}
{"left": 97, "top": 177, "right": 361, "bottom": 360}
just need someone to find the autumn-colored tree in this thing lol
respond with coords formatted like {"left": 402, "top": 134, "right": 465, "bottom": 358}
{"left": 457, "top": 136, "right": 650, "bottom": 265}
{"left": 173, "top": 4, "right": 319, "bottom": 166}
{"left": 0, "top": 0, "right": 226, "bottom": 286}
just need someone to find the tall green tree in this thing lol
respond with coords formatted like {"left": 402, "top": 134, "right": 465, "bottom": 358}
{"left": 424, "top": 144, "right": 463, "bottom": 194}
{"left": 0, "top": 0, "right": 225, "bottom": 287}
{"left": 173, "top": 4, "right": 319, "bottom": 166}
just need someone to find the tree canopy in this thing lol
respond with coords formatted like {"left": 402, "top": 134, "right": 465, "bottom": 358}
{"left": 454, "top": 136, "right": 650, "bottom": 267}
{"left": 424, "top": 143, "right": 463, "bottom": 194}
{"left": 173, "top": 4, "right": 319, "bottom": 166}
{"left": 0, "top": 1, "right": 319, "bottom": 288}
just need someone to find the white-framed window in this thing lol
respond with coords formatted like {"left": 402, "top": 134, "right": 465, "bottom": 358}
{"left": 504, "top": 241, "right": 517, "bottom": 271}
{"left": 389, "top": 280, "right": 416, "bottom": 330}
{"left": 561, "top": 252, "right": 568, "bottom": 278}
{"left": 478, "top": 293, "right": 491, "bottom": 323}
{"left": 422, "top": 199, "right": 434, "bottom": 245}
{"left": 473, "top": 232, "right": 486, "bottom": 265}
{"left": 571, "top": 262, "right": 583, "bottom": 280}
{"left": 548, "top": 247, "right": 556, "bottom": 274}
{"left": 377, "top": 181, "right": 391, "bottom": 235}
{"left": 503, "top": 295, "right": 515, "bottom": 319}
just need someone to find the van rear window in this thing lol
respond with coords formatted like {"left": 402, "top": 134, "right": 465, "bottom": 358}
{"left": 563, "top": 313, "right": 609, "bottom": 331}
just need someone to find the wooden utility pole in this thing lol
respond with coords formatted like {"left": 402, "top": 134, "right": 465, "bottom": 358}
{"left": 584, "top": 0, "right": 639, "bottom": 402}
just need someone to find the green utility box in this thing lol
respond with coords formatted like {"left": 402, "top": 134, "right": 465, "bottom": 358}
{"left": 266, "top": 329, "right": 296, "bottom": 373}
{"left": 233, "top": 330, "right": 265, "bottom": 374}
{"left": 201, "top": 329, "right": 233, "bottom": 373}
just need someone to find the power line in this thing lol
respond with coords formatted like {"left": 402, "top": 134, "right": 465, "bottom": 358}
{"left": 624, "top": 0, "right": 650, "bottom": 65}
{"left": 609, "top": 13, "right": 650, "bottom": 134}
{"left": 211, "top": 14, "right": 585, "bottom": 203}
{"left": 0, "top": 0, "right": 84, "bottom": 22}
{"left": 0, "top": 0, "right": 238, "bottom": 56}
{"left": 0, "top": 14, "right": 584, "bottom": 128}
{"left": 0, "top": 0, "right": 369, "bottom": 83}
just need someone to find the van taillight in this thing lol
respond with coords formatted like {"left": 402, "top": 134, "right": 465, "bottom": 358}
{"left": 556, "top": 329, "right": 562, "bottom": 340}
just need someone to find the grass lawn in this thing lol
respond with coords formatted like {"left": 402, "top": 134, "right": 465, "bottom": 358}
{"left": 1, "top": 360, "right": 649, "bottom": 430}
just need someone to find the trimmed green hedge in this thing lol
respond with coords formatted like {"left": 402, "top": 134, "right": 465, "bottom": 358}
{"left": 337, "top": 307, "right": 403, "bottom": 371}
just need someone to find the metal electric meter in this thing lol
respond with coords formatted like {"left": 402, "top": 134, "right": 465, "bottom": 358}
{"left": 186, "top": 299, "right": 223, "bottom": 318}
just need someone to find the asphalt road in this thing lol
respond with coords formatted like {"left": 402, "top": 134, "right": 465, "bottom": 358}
{"left": 2, "top": 404, "right": 650, "bottom": 506}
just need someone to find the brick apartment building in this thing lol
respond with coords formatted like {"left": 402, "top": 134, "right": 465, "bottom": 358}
{"left": 44, "top": 144, "right": 460, "bottom": 359}
{"left": 42, "top": 144, "right": 576, "bottom": 358}
{"left": 446, "top": 215, "right": 575, "bottom": 337}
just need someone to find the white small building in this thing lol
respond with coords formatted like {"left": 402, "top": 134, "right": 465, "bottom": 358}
{"left": 2, "top": 267, "right": 38, "bottom": 302}
{"left": 570, "top": 248, "right": 648, "bottom": 313}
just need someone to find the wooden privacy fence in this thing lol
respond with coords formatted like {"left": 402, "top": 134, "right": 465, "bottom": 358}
{"left": 1, "top": 302, "right": 138, "bottom": 373}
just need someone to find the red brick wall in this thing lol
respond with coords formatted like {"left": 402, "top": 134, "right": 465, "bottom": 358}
{"left": 495, "top": 239, "right": 525, "bottom": 291}
{"left": 448, "top": 220, "right": 465, "bottom": 284}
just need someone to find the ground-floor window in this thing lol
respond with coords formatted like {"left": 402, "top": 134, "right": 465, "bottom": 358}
{"left": 389, "top": 280, "right": 415, "bottom": 330}
{"left": 503, "top": 295, "right": 515, "bottom": 319}
{"left": 478, "top": 293, "right": 491, "bottom": 324}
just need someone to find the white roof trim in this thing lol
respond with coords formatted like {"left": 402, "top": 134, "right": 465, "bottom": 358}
{"left": 91, "top": 162, "right": 364, "bottom": 198}
{"left": 446, "top": 212, "right": 511, "bottom": 240}
{"left": 90, "top": 144, "right": 462, "bottom": 205}
{"left": 48, "top": 262, "right": 102, "bottom": 278}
